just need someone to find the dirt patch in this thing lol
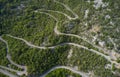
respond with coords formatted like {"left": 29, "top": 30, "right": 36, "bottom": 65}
{"left": 90, "top": 25, "right": 101, "bottom": 33}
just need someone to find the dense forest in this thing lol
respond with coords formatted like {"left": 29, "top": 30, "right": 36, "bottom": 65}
{"left": 0, "top": 0, "right": 120, "bottom": 77}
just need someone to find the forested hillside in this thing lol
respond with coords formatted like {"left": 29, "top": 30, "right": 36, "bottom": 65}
{"left": 0, "top": 0, "right": 120, "bottom": 77}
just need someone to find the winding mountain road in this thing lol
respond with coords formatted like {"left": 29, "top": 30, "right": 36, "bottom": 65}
{"left": 54, "top": 0, "right": 79, "bottom": 19}
{"left": 0, "top": 68, "right": 18, "bottom": 77}
{"left": 0, "top": 37, "right": 27, "bottom": 76}
{"left": 0, "top": 0, "right": 119, "bottom": 77}
{"left": 7, "top": 34, "right": 111, "bottom": 62}
{"left": 36, "top": 9, "right": 75, "bottom": 20}
{"left": 40, "top": 66, "right": 89, "bottom": 77}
